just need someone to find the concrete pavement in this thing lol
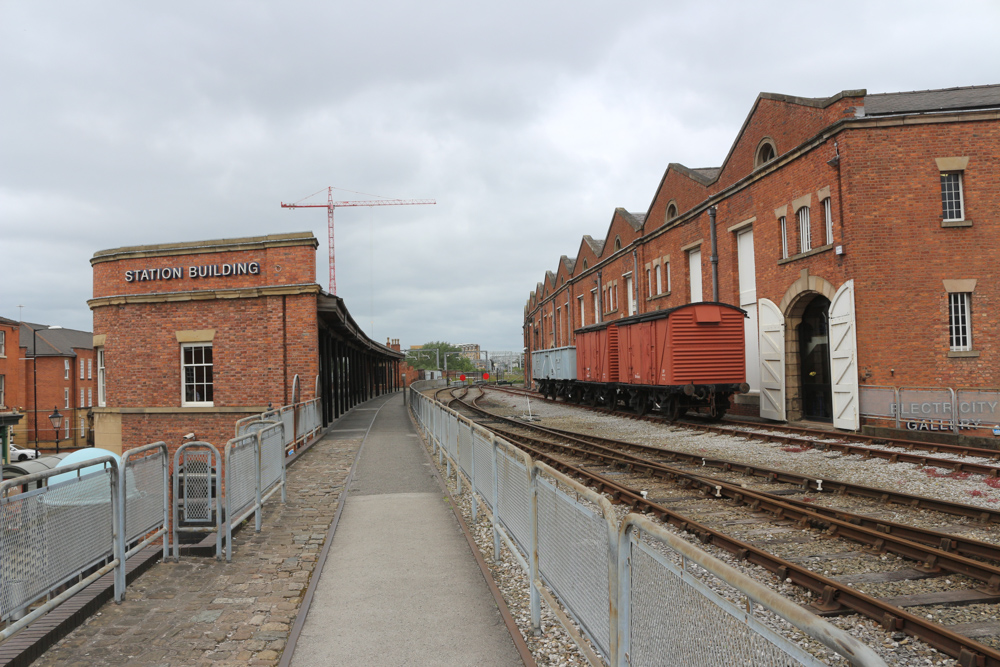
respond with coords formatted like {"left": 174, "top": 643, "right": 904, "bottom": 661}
{"left": 289, "top": 393, "right": 523, "bottom": 667}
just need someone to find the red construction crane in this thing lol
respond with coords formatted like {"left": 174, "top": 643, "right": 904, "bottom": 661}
{"left": 281, "top": 187, "right": 435, "bottom": 294}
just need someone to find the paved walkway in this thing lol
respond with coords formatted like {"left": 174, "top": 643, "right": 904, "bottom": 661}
{"left": 31, "top": 394, "right": 387, "bottom": 666}
{"left": 289, "top": 393, "right": 522, "bottom": 667}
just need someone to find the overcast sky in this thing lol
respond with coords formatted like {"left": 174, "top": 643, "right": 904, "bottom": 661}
{"left": 2, "top": 2, "right": 998, "bottom": 353}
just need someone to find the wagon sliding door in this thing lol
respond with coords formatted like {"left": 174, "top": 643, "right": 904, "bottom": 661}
{"left": 758, "top": 298, "right": 785, "bottom": 421}
{"left": 828, "top": 280, "right": 860, "bottom": 430}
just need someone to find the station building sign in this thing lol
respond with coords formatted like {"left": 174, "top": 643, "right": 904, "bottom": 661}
{"left": 124, "top": 262, "right": 261, "bottom": 283}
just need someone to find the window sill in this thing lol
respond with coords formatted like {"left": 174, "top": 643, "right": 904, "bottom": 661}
{"left": 948, "top": 350, "right": 980, "bottom": 358}
{"left": 942, "top": 219, "right": 973, "bottom": 228}
{"left": 777, "top": 243, "right": 834, "bottom": 265}
{"left": 646, "top": 291, "right": 672, "bottom": 302}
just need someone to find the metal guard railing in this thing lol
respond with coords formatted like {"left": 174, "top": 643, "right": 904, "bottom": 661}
{"left": 410, "top": 387, "right": 886, "bottom": 667}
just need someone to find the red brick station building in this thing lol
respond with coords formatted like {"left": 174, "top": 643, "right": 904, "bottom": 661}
{"left": 524, "top": 84, "right": 1000, "bottom": 438}
{"left": 89, "top": 232, "right": 403, "bottom": 453}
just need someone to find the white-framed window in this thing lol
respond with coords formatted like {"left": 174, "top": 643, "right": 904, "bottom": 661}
{"left": 823, "top": 198, "right": 833, "bottom": 245}
{"left": 87, "top": 359, "right": 92, "bottom": 380}
{"left": 79, "top": 359, "right": 84, "bottom": 380}
{"left": 79, "top": 416, "right": 85, "bottom": 437}
{"left": 797, "top": 206, "right": 811, "bottom": 253}
{"left": 64, "top": 359, "right": 70, "bottom": 380}
{"left": 0, "top": 374, "right": 5, "bottom": 407}
{"left": 779, "top": 216, "right": 788, "bottom": 259}
{"left": 941, "top": 172, "right": 964, "bottom": 221}
{"left": 612, "top": 282, "right": 619, "bottom": 311}
{"left": 181, "top": 343, "right": 214, "bottom": 406}
{"left": 578, "top": 296, "right": 584, "bottom": 329}
{"left": 97, "top": 348, "right": 106, "bottom": 407}
{"left": 88, "top": 388, "right": 92, "bottom": 407}
{"left": 646, "top": 267, "right": 652, "bottom": 297}
{"left": 654, "top": 264, "right": 662, "bottom": 295}
{"left": 0, "top": 330, "right": 5, "bottom": 356}
{"left": 665, "top": 260, "right": 671, "bottom": 293}
{"left": 949, "top": 292, "right": 972, "bottom": 351}
{"left": 64, "top": 388, "right": 70, "bottom": 409}
{"left": 592, "top": 288, "right": 599, "bottom": 324}
{"left": 79, "top": 388, "right": 84, "bottom": 408}
{"left": 64, "top": 420, "right": 69, "bottom": 439}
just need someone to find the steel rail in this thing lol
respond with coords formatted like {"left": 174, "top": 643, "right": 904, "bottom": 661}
{"left": 492, "top": 385, "right": 1000, "bottom": 471}
{"left": 506, "top": 417, "right": 1000, "bottom": 526}
{"left": 487, "top": 423, "right": 1000, "bottom": 593}
{"left": 452, "top": 397, "right": 1000, "bottom": 667}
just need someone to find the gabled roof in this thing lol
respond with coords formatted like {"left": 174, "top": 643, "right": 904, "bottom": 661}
{"left": 560, "top": 255, "right": 576, "bottom": 274}
{"left": 0, "top": 316, "right": 18, "bottom": 327}
{"left": 21, "top": 323, "right": 93, "bottom": 356}
{"left": 864, "top": 84, "right": 1000, "bottom": 116}
{"left": 583, "top": 235, "right": 605, "bottom": 256}
{"left": 617, "top": 208, "right": 646, "bottom": 232}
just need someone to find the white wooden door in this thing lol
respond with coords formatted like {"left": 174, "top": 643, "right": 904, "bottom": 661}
{"left": 758, "top": 298, "right": 785, "bottom": 421}
{"left": 829, "top": 280, "right": 860, "bottom": 430}
{"left": 737, "top": 229, "right": 759, "bottom": 392}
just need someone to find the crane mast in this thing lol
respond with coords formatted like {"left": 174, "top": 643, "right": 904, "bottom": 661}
{"left": 281, "top": 187, "right": 435, "bottom": 294}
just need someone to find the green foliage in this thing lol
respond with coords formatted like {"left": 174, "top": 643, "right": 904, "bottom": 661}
{"left": 405, "top": 341, "right": 477, "bottom": 372}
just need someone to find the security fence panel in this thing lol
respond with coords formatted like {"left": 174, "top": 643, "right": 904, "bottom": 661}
{"left": 536, "top": 476, "right": 612, "bottom": 659}
{"left": 897, "top": 387, "right": 957, "bottom": 432}
{"left": 472, "top": 429, "right": 493, "bottom": 509}
{"left": 172, "top": 442, "right": 222, "bottom": 560}
{"left": 1, "top": 458, "right": 120, "bottom": 630}
{"left": 859, "top": 385, "right": 899, "bottom": 426}
{"left": 495, "top": 444, "right": 531, "bottom": 556}
{"left": 259, "top": 423, "right": 285, "bottom": 495}
{"left": 446, "top": 413, "right": 459, "bottom": 458}
{"left": 459, "top": 421, "right": 473, "bottom": 478}
{"left": 235, "top": 414, "right": 262, "bottom": 437}
{"left": 226, "top": 434, "right": 258, "bottom": 521}
{"left": 279, "top": 406, "right": 296, "bottom": 451}
{"left": 619, "top": 515, "right": 885, "bottom": 667}
{"left": 956, "top": 389, "right": 1000, "bottom": 427}
{"left": 122, "top": 443, "right": 169, "bottom": 549}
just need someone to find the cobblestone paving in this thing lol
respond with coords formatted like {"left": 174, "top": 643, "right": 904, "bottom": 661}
{"left": 32, "top": 432, "right": 364, "bottom": 666}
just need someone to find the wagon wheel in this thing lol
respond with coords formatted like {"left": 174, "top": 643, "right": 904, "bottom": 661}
{"left": 664, "top": 397, "right": 684, "bottom": 422}
{"left": 587, "top": 389, "right": 599, "bottom": 407}
{"left": 635, "top": 392, "right": 649, "bottom": 416}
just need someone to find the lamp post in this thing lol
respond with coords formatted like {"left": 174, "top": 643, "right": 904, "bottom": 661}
{"left": 49, "top": 407, "right": 63, "bottom": 455}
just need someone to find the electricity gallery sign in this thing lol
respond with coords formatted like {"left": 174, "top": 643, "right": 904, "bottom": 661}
{"left": 891, "top": 399, "right": 999, "bottom": 431}
{"left": 124, "top": 261, "right": 261, "bottom": 283}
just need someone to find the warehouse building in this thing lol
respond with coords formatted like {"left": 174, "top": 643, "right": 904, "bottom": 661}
{"left": 89, "top": 231, "right": 403, "bottom": 453}
{"left": 525, "top": 84, "right": 1000, "bottom": 436}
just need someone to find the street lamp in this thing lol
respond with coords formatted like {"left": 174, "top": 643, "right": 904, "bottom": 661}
{"left": 49, "top": 407, "right": 63, "bottom": 455}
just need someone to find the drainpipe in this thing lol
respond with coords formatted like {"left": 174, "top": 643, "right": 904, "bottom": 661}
{"left": 708, "top": 206, "right": 719, "bottom": 303}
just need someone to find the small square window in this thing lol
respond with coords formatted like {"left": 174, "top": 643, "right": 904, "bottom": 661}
{"left": 941, "top": 172, "right": 964, "bottom": 221}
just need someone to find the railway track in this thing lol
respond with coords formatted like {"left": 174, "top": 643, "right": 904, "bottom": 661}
{"left": 493, "top": 384, "right": 1000, "bottom": 479}
{"left": 446, "top": 385, "right": 1000, "bottom": 666}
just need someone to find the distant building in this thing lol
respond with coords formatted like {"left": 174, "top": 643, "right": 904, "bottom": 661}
{"left": 0, "top": 316, "right": 25, "bottom": 459}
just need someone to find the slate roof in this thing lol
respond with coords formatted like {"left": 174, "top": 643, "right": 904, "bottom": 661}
{"left": 865, "top": 84, "right": 1000, "bottom": 116}
{"left": 583, "top": 235, "right": 605, "bottom": 256}
{"left": 617, "top": 209, "right": 647, "bottom": 232}
{"left": 20, "top": 323, "right": 93, "bottom": 357}
{"left": 0, "top": 316, "right": 18, "bottom": 327}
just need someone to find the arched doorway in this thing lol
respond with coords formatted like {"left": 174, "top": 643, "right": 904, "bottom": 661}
{"left": 797, "top": 296, "right": 832, "bottom": 421}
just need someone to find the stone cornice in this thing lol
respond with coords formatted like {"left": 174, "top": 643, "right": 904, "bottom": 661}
{"left": 91, "top": 232, "right": 319, "bottom": 265}
{"left": 88, "top": 283, "right": 321, "bottom": 309}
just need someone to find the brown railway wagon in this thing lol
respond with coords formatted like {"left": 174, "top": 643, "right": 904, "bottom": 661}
{"left": 537, "top": 302, "right": 749, "bottom": 419}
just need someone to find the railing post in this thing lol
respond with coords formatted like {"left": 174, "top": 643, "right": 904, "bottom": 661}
{"left": 529, "top": 463, "right": 541, "bottom": 636}
{"left": 112, "top": 463, "right": 125, "bottom": 603}
{"left": 491, "top": 434, "right": 501, "bottom": 564}
{"left": 616, "top": 525, "right": 632, "bottom": 667}
{"left": 469, "top": 424, "right": 478, "bottom": 523}
{"left": 254, "top": 432, "right": 263, "bottom": 532}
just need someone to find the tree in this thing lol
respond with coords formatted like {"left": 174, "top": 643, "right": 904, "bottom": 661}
{"left": 406, "top": 341, "right": 477, "bottom": 372}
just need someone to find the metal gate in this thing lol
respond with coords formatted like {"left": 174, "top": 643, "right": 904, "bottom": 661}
{"left": 172, "top": 441, "right": 222, "bottom": 559}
